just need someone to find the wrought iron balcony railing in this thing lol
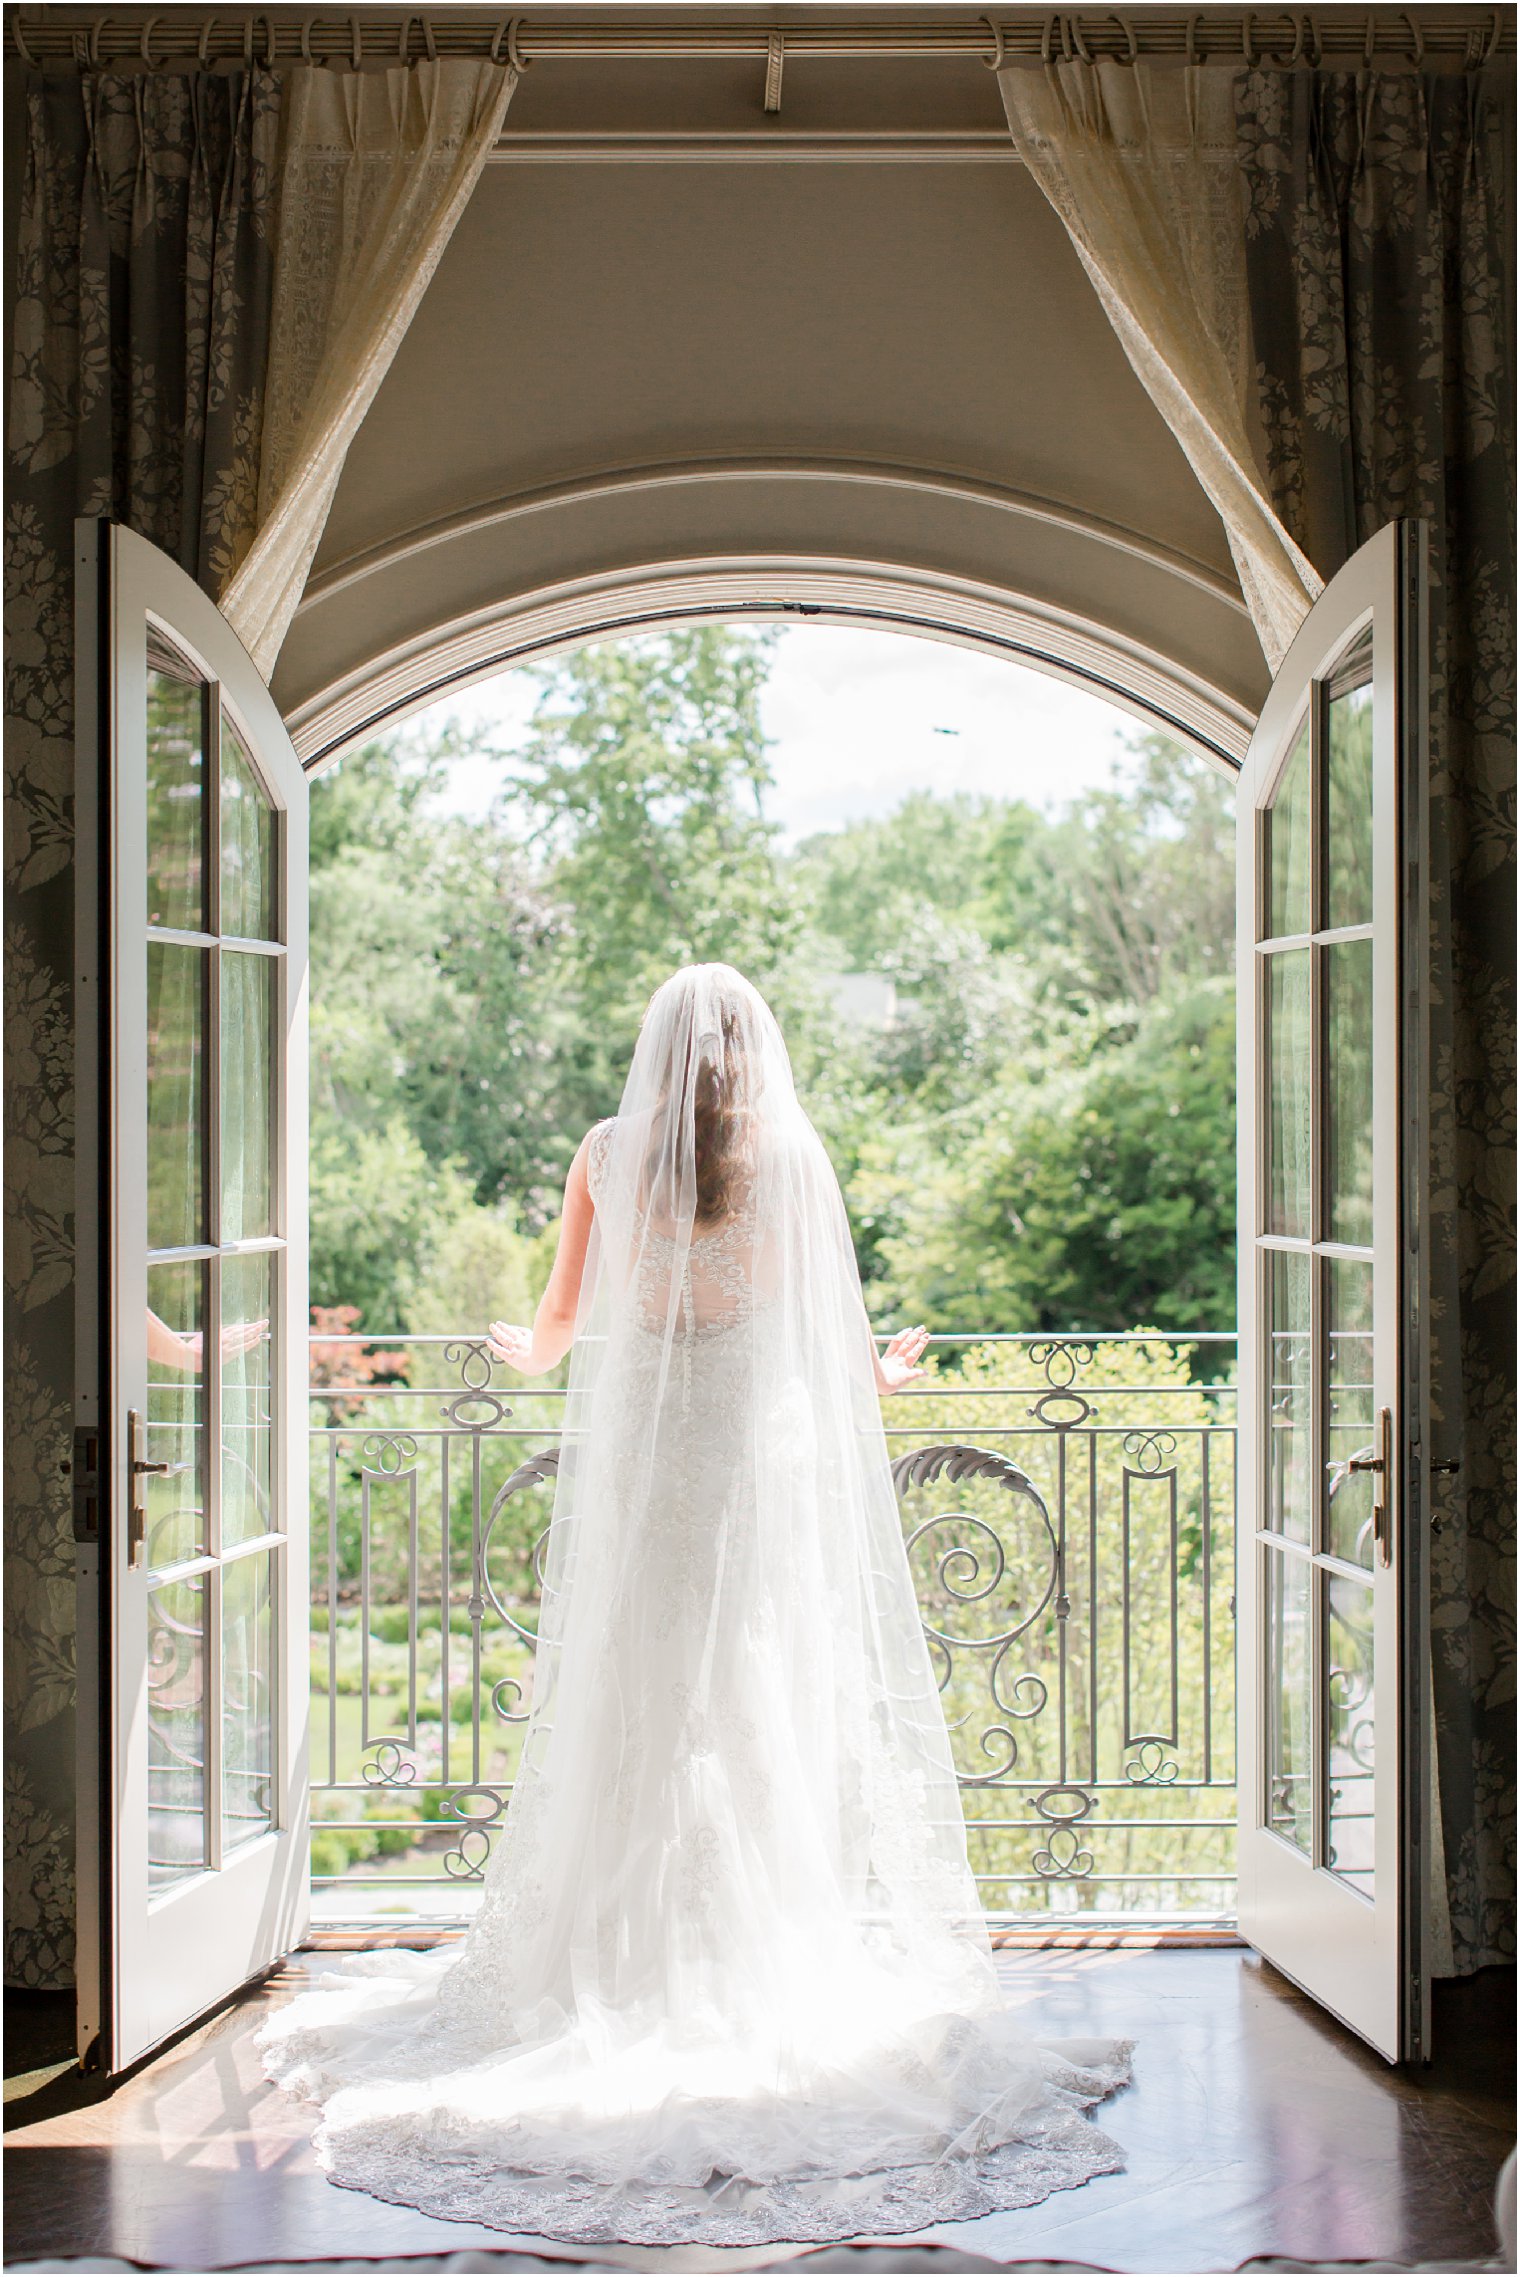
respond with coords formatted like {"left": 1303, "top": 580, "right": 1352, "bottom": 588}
{"left": 308, "top": 1330, "right": 1238, "bottom": 1926}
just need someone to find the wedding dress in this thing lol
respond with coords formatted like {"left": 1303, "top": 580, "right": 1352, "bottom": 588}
{"left": 260, "top": 964, "right": 1132, "bottom": 2246}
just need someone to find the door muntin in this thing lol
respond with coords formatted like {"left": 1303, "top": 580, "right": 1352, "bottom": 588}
{"left": 78, "top": 522, "right": 310, "bottom": 2070}
{"left": 1237, "top": 522, "right": 1423, "bottom": 2063}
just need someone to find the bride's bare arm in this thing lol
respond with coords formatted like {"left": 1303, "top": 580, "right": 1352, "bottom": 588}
{"left": 487, "top": 1138, "right": 595, "bottom": 1377}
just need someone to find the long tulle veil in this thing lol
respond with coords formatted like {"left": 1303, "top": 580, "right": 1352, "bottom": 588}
{"left": 259, "top": 963, "right": 1132, "bottom": 2246}
{"left": 462, "top": 961, "right": 992, "bottom": 2008}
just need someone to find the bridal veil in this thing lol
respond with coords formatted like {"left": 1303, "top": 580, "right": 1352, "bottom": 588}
{"left": 260, "top": 963, "right": 1132, "bottom": 2245}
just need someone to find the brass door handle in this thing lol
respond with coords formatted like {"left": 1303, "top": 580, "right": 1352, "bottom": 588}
{"left": 126, "top": 1408, "right": 167, "bottom": 1569}
{"left": 1350, "top": 1407, "right": 1394, "bottom": 1567}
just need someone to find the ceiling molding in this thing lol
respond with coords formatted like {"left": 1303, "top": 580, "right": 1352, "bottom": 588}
{"left": 299, "top": 456, "right": 1248, "bottom": 620}
{"left": 485, "top": 132, "right": 1024, "bottom": 162}
{"left": 284, "top": 554, "right": 1256, "bottom": 779}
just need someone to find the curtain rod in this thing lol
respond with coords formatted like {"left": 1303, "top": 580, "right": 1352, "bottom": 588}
{"left": 7, "top": 11, "right": 1514, "bottom": 68}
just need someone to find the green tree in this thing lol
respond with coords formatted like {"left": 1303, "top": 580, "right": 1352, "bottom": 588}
{"left": 501, "top": 628, "right": 800, "bottom": 1128}
{"left": 869, "top": 981, "right": 1237, "bottom": 1334}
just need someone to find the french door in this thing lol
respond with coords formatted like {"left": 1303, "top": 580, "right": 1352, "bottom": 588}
{"left": 74, "top": 523, "right": 310, "bottom": 2072}
{"left": 1236, "top": 521, "right": 1429, "bottom": 2062}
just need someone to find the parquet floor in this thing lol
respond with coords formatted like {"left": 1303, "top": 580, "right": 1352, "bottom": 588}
{"left": 5, "top": 1950, "right": 1512, "bottom": 2272}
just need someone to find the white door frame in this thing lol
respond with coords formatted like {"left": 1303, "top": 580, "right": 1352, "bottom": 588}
{"left": 1235, "top": 519, "right": 1430, "bottom": 2062}
{"left": 74, "top": 520, "right": 310, "bottom": 2072}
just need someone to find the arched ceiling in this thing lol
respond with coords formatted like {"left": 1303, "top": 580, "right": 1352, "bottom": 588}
{"left": 274, "top": 32, "right": 1271, "bottom": 766}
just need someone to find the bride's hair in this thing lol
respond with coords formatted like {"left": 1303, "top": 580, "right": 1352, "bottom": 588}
{"left": 640, "top": 965, "right": 761, "bottom": 1225}
{"left": 691, "top": 1000, "right": 753, "bottom": 1222}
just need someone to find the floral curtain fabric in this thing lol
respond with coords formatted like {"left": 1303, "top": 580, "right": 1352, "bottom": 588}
{"left": 3, "top": 54, "right": 513, "bottom": 1989}
{"left": 4, "top": 64, "right": 283, "bottom": 1986}
{"left": 997, "top": 58, "right": 1323, "bottom": 669}
{"left": 220, "top": 59, "right": 516, "bottom": 673}
{"left": 1236, "top": 65, "right": 1516, "bottom": 1973}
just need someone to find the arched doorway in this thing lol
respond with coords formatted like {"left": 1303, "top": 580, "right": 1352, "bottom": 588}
{"left": 299, "top": 604, "right": 1242, "bottom": 1934}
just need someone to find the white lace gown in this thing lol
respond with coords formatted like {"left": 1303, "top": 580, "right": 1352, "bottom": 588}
{"left": 260, "top": 1111, "right": 1133, "bottom": 2246}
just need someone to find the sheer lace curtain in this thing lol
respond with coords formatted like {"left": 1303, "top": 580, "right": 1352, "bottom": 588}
{"left": 996, "top": 58, "right": 1321, "bottom": 669}
{"left": 220, "top": 58, "right": 517, "bottom": 674}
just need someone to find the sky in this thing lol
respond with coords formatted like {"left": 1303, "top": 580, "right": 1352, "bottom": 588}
{"left": 408, "top": 623, "right": 1147, "bottom": 845}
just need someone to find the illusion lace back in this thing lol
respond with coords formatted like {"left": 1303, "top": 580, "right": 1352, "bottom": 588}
{"left": 260, "top": 968, "right": 1133, "bottom": 2247}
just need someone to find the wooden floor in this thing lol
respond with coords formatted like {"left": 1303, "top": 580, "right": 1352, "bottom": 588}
{"left": 5, "top": 1950, "right": 1513, "bottom": 2272}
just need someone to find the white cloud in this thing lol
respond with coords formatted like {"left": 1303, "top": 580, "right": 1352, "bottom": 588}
{"left": 408, "top": 623, "right": 1142, "bottom": 842}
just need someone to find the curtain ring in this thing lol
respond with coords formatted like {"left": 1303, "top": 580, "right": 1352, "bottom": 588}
{"left": 1242, "top": 11, "right": 1257, "bottom": 66}
{"left": 397, "top": 15, "right": 412, "bottom": 61}
{"left": 981, "top": 14, "right": 1007, "bottom": 70}
{"left": 264, "top": 15, "right": 278, "bottom": 65}
{"left": 199, "top": 17, "right": 214, "bottom": 65}
{"left": 422, "top": 15, "right": 438, "bottom": 61}
{"left": 1070, "top": 14, "right": 1093, "bottom": 62}
{"left": 1483, "top": 10, "right": 1501, "bottom": 62}
{"left": 507, "top": 17, "right": 531, "bottom": 71}
{"left": 1042, "top": 15, "right": 1056, "bottom": 64}
{"left": 350, "top": 14, "right": 362, "bottom": 68}
{"left": 301, "top": 18, "right": 314, "bottom": 64}
{"left": 1401, "top": 11, "right": 1423, "bottom": 63}
{"left": 1364, "top": 15, "right": 1377, "bottom": 67}
{"left": 88, "top": 17, "right": 105, "bottom": 65}
{"left": 1265, "top": 12, "right": 1302, "bottom": 65}
{"left": 245, "top": 17, "right": 255, "bottom": 66}
{"left": 11, "top": 13, "right": 36, "bottom": 65}
{"left": 1186, "top": 15, "right": 1200, "bottom": 64}
{"left": 140, "top": 14, "right": 161, "bottom": 66}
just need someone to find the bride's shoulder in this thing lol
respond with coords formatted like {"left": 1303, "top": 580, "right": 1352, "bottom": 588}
{"left": 583, "top": 1115, "right": 629, "bottom": 1201}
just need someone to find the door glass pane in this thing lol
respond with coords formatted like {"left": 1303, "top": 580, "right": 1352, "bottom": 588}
{"left": 221, "top": 951, "right": 274, "bottom": 1241}
{"left": 1327, "top": 937, "right": 1374, "bottom": 1247}
{"left": 148, "top": 1572, "right": 207, "bottom": 1889}
{"left": 145, "top": 1260, "right": 207, "bottom": 1566}
{"left": 1326, "top": 628, "right": 1375, "bottom": 931}
{"left": 1265, "top": 714, "right": 1311, "bottom": 939}
{"left": 1267, "top": 1250, "right": 1312, "bottom": 1542}
{"left": 1325, "top": 1572, "right": 1376, "bottom": 1897}
{"left": 221, "top": 719, "right": 277, "bottom": 941}
{"left": 146, "top": 663, "right": 207, "bottom": 933}
{"left": 222, "top": 1253, "right": 274, "bottom": 1549}
{"left": 1326, "top": 1258, "right": 1376, "bottom": 1568}
{"left": 223, "top": 1551, "right": 276, "bottom": 1855}
{"left": 147, "top": 941, "right": 205, "bottom": 1251}
{"left": 1267, "top": 949, "right": 1312, "bottom": 1237}
{"left": 1265, "top": 1547, "right": 1312, "bottom": 1855}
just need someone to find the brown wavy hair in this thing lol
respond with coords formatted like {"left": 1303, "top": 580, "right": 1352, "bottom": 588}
{"left": 691, "top": 1003, "right": 755, "bottom": 1222}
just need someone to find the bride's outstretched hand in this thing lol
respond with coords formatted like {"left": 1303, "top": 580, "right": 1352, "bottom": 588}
{"left": 488, "top": 1320, "right": 535, "bottom": 1374}
{"left": 876, "top": 1324, "right": 930, "bottom": 1395}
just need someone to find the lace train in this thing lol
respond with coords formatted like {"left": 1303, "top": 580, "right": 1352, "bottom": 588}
{"left": 259, "top": 1949, "right": 1133, "bottom": 2248}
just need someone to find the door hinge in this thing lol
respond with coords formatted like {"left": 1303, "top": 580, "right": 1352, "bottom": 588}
{"left": 71, "top": 1428, "right": 101, "bottom": 1545}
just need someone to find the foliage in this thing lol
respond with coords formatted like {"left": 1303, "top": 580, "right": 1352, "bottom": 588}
{"left": 303, "top": 637, "right": 1241, "bottom": 1911}
{"left": 862, "top": 982, "right": 1238, "bottom": 1334}
{"left": 308, "top": 632, "right": 1237, "bottom": 1339}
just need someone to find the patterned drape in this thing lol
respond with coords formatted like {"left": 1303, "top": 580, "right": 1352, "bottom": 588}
{"left": 997, "top": 59, "right": 1322, "bottom": 669}
{"left": 1236, "top": 66, "right": 1516, "bottom": 1973}
{"left": 4, "top": 66, "right": 282, "bottom": 1986}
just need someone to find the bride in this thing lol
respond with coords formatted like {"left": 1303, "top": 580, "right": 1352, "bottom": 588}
{"left": 261, "top": 963, "right": 1132, "bottom": 2246}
